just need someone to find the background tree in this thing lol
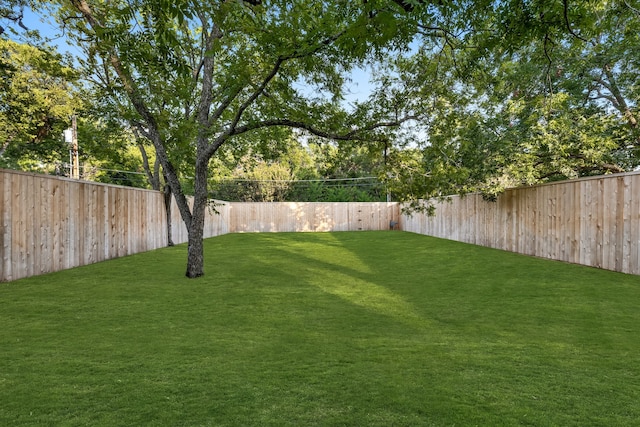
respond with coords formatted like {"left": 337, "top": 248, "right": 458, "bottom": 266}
{"left": 77, "top": 117, "right": 149, "bottom": 188}
{"left": 208, "top": 136, "right": 387, "bottom": 202}
{"left": 0, "top": 38, "right": 79, "bottom": 171}
{"left": 383, "top": 0, "right": 640, "bottom": 206}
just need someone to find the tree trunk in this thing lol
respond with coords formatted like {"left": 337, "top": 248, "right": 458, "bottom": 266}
{"left": 137, "top": 142, "right": 161, "bottom": 190}
{"left": 186, "top": 211, "right": 205, "bottom": 277}
{"left": 184, "top": 23, "right": 218, "bottom": 278}
{"left": 185, "top": 160, "right": 208, "bottom": 278}
{"left": 163, "top": 173, "right": 174, "bottom": 247}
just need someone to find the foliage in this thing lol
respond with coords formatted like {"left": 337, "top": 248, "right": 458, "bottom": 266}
{"left": 469, "top": 0, "right": 640, "bottom": 190}
{"left": 0, "top": 38, "right": 79, "bottom": 171}
{"left": 3, "top": 232, "right": 640, "bottom": 425}
{"left": 0, "top": 37, "right": 153, "bottom": 186}
{"left": 377, "top": 0, "right": 640, "bottom": 206}
{"left": 77, "top": 117, "right": 149, "bottom": 188}
{"left": 215, "top": 158, "right": 294, "bottom": 202}
{"left": 207, "top": 138, "right": 388, "bottom": 202}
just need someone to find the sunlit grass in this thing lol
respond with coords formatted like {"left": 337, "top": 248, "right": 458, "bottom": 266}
{"left": 1, "top": 231, "right": 640, "bottom": 425}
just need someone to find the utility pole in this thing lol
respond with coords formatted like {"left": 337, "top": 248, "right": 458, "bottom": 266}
{"left": 65, "top": 116, "right": 80, "bottom": 179}
{"left": 71, "top": 115, "right": 79, "bottom": 179}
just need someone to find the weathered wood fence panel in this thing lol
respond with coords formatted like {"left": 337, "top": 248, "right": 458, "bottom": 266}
{"left": 1, "top": 170, "right": 170, "bottom": 281}
{"left": 228, "top": 202, "right": 400, "bottom": 233}
{"left": 402, "top": 171, "right": 640, "bottom": 275}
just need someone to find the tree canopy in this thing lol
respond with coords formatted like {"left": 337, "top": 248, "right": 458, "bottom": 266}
{"left": 384, "top": 0, "right": 639, "bottom": 205}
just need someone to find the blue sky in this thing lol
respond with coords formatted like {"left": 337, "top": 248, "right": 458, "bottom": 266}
{"left": 13, "top": 7, "right": 84, "bottom": 57}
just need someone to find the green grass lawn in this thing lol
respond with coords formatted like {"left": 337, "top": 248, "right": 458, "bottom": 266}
{"left": 2, "top": 231, "right": 640, "bottom": 426}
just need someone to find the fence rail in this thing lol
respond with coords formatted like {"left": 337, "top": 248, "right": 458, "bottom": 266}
{"left": 402, "top": 171, "right": 640, "bottom": 275}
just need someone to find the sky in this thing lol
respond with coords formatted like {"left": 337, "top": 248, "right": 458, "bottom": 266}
{"left": 10, "top": 6, "right": 85, "bottom": 57}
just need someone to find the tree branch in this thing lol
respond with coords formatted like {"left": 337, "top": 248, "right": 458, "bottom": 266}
{"left": 230, "top": 114, "right": 420, "bottom": 141}
{"left": 543, "top": 33, "right": 555, "bottom": 93}
{"left": 592, "top": 72, "right": 615, "bottom": 95}
{"left": 206, "top": 26, "right": 351, "bottom": 159}
{"left": 568, "top": 152, "right": 626, "bottom": 173}
{"left": 209, "top": 85, "right": 244, "bottom": 123}
{"left": 588, "top": 92, "right": 618, "bottom": 106}
{"left": 194, "top": 13, "right": 222, "bottom": 147}
{"left": 137, "top": 140, "right": 160, "bottom": 190}
{"left": 0, "top": 137, "right": 12, "bottom": 158}
{"left": 601, "top": 64, "right": 633, "bottom": 123}
{"left": 417, "top": 24, "right": 460, "bottom": 47}
{"left": 623, "top": 0, "right": 640, "bottom": 17}
{"left": 390, "top": 0, "right": 433, "bottom": 12}
{"left": 226, "top": 58, "right": 284, "bottom": 131}
{"left": 562, "top": 0, "right": 589, "bottom": 43}
{"left": 1, "top": 7, "right": 29, "bottom": 34}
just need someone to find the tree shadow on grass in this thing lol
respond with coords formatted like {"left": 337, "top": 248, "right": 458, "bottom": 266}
{"left": 235, "top": 232, "right": 433, "bottom": 331}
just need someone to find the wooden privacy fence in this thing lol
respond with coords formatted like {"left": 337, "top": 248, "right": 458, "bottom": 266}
{"left": 402, "top": 171, "right": 640, "bottom": 275}
{"left": 1, "top": 169, "right": 400, "bottom": 281}
{"left": 5, "top": 167, "right": 640, "bottom": 281}
{"left": 0, "top": 170, "right": 233, "bottom": 282}
{"left": 2, "top": 170, "right": 168, "bottom": 282}
{"left": 167, "top": 201, "right": 399, "bottom": 239}
{"left": 229, "top": 201, "right": 400, "bottom": 233}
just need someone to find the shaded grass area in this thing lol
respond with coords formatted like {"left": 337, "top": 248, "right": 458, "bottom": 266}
{"left": 2, "top": 231, "right": 640, "bottom": 426}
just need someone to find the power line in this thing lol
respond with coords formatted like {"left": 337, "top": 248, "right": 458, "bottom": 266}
{"left": 216, "top": 176, "right": 379, "bottom": 183}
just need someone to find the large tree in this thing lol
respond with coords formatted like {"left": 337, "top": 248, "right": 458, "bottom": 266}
{"left": 49, "top": 0, "right": 419, "bottom": 277}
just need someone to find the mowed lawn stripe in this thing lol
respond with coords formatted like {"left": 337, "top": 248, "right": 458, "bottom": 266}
{"left": 1, "top": 231, "right": 639, "bottom": 426}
